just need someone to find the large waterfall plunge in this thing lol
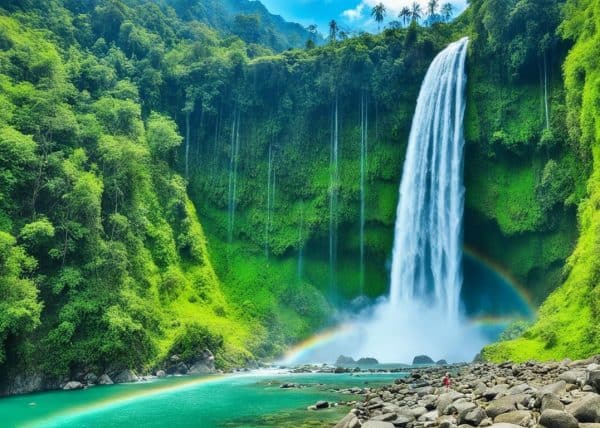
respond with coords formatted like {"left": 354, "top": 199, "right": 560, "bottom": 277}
{"left": 390, "top": 37, "right": 468, "bottom": 318}
{"left": 282, "top": 38, "right": 489, "bottom": 365}
{"left": 355, "top": 37, "right": 485, "bottom": 362}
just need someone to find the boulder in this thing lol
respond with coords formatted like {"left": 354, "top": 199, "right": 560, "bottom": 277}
{"left": 559, "top": 369, "right": 586, "bottom": 384}
{"left": 361, "top": 422, "right": 395, "bottom": 428}
{"left": 566, "top": 393, "right": 600, "bottom": 422}
{"left": 315, "top": 400, "right": 329, "bottom": 409}
{"left": 155, "top": 370, "right": 166, "bottom": 378}
{"left": 539, "top": 409, "right": 578, "bottom": 428}
{"left": 437, "top": 391, "right": 464, "bottom": 415}
{"left": 588, "top": 371, "right": 600, "bottom": 392}
{"left": 113, "top": 369, "right": 139, "bottom": 384}
{"left": 63, "top": 381, "right": 83, "bottom": 390}
{"left": 188, "top": 362, "right": 214, "bottom": 375}
{"left": 412, "top": 355, "right": 435, "bottom": 365}
{"left": 334, "top": 412, "right": 361, "bottom": 428}
{"left": 488, "top": 424, "right": 523, "bottom": 428}
{"left": 458, "top": 406, "right": 487, "bottom": 426}
{"left": 83, "top": 373, "right": 98, "bottom": 384}
{"left": 485, "top": 394, "right": 528, "bottom": 419}
{"left": 540, "top": 393, "right": 564, "bottom": 412}
{"left": 493, "top": 410, "right": 531, "bottom": 425}
{"left": 97, "top": 374, "right": 113, "bottom": 385}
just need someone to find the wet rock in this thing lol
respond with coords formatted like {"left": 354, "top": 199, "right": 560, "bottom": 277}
{"left": 315, "top": 400, "right": 329, "bottom": 409}
{"left": 113, "top": 369, "right": 139, "bottom": 384}
{"left": 155, "top": 370, "right": 166, "bottom": 378}
{"left": 63, "top": 381, "right": 83, "bottom": 390}
{"left": 539, "top": 409, "right": 579, "bottom": 428}
{"left": 97, "top": 374, "right": 113, "bottom": 385}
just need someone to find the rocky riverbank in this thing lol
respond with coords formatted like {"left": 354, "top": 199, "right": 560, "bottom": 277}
{"left": 334, "top": 356, "right": 600, "bottom": 428}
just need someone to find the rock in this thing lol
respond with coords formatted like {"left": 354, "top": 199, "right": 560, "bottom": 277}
{"left": 166, "top": 362, "right": 188, "bottom": 375}
{"left": 483, "top": 384, "right": 509, "bottom": 400}
{"left": 155, "top": 370, "right": 166, "bottom": 378}
{"left": 188, "top": 361, "right": 214, "bottom": 375}
{"left": 437, "top": 360, "right": 449, "bottom": 365}
{"left": 437, "top": 391, "right": 465, "bottom": 415}
{"left": 62, "top": 381, "right": 83, "bottom": 390}
{"left": 539, "top": 409, "right": 578, "bottom": 428}
{"left": 485, "top": 394, "right": 528, "bottom": 419}
{"left": 370, "top": 413, "right": 397, "bottom": 422}
{"left": 315, "top": 400, "right": 329, "bottom": 409}
{"left": 362, "top": 422, "right": 395, "bottom": 428}
{"left": 488, "top": 424, "right": 524, "bottom": 428}
{"left": 97, "top": 374, "right": 113, "bottom": 385}
{"left": 559, "top": 369, "right": 586, "bottom": 384}
{"left": 566, "top": 393, "right": 600, "bottom": 422}
{"left": 493, "top": 410, "right": 531, "bottom": 425}
{"left": 334, "top": 412, "right": 361, "bottom": 428}
{"left": 357, "top": 357, "right": 379, "bottom": 365}
{"left": 413, "top": 355, "right": 435, "bottom": 365}
{"left": 83, "top": 373, "right": 98, "bottom": 384}
{"left": 336, "top": 355, "right": 356, "bottom": 366}
{"left": 580, "top": 424, "right": 600, "bottom": 428}
{"left": 446, "top": 400, "right": 476, "bottom": 415}
{"left": 540, "top": 393, "right": 564, "bottom": 412}
{"left": 112, "top": 369, "right": 139, "bottom": 384}
{"left": 588, "top": 371, "right": 600, "bottom": 392}
{"left": 458, "top": 406, "right": 487, "bottom": 426}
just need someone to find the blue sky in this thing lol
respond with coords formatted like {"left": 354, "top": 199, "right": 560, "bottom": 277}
{"left": 259, "top": 0, "right": 469, "bottom": 34}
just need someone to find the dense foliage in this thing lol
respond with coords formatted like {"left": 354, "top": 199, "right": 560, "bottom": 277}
{"left": 0, "top": 0, "right": 598, "bottom": 384}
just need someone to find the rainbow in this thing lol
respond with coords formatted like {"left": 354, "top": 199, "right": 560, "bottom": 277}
{"left": 23, "top": 374, "right": 228, "bottom": 428}
{"left": 277, "top": 324, "right": 356, "bottom": 365}
{"left": 463, "top": 246, "right": 537, "bottom": 316}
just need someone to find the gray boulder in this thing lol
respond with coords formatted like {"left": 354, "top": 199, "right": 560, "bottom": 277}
{"left": 83, "top": 373, "right": 98, "bottom": 384}
{"left": 559, "top": 369, "right": 586, "bottom": 384}
{"left": 494, "top": 410, "right": 531, "bottom": 425}
{"left": 155, "top": 370, "right": 166, "bottom": 378}
{"left": 361, "top": 422, "right": 395, "bottom": 428}
{"left": 97, "top": 374, "right": 113, "bottom": 385}
{"left": 485, "top": 394, "right": 528, "bottom": 419}
{"left": 566, "top": 393, "right": 600, "bottom": 422}
{"left": 540, "top": 393, "right": 564, "bottom": 412}
{"left": 539, "top": 409, "right": 579, "bottom": 428}
{"left": 63, "top": 381, "right": 83, "bottom": 390}
{"left": 113, "top": 369, "right": 139, "bottom": 384}
{"left": 588, "top": 371, "right": 600, "bottom": 392}
{"left": 458, "top": 406, "right": 486, "bottom": 426}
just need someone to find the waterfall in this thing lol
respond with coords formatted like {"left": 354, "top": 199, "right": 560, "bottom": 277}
{"left": 389, "top": 37, "right": 469, "bottom": 317}
{"left": 359, "top": 92, "right": 368, "bottom": 295}
{"left": 356, "top": 37, "right": 485, "bottom": 363}
{"left": 265, "top": 142, "right": 275, "bottom": 259}
{"left": 298, "top": 203, "right": 304, "bottom": 281}
{"left": 227, "top": 109, "right": 241, "bottom": 243}
{"left": 329, "top": 96, "right": 339, "bottom": 300}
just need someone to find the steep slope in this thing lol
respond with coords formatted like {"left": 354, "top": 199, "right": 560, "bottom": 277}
{"left": 484, "top": 0, "right": 600, "bottom": 361}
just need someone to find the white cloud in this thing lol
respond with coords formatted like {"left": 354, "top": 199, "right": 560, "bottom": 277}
{"left": 343, "top": 3, "right": 367, "bottom": 21}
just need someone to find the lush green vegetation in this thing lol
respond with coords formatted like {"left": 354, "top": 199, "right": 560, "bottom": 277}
{"left": 483, "top": 0, "right": 600, "bottom": 362}
{"left": 2, "top": 0, "right": 600, "bottom": 385}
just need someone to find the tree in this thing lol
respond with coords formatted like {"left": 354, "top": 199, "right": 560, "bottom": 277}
{"left": 328, "top": 20, "right": 338, "bottom": 43}
{"left": 410, "top": 2, "right": 423, "bottom": 24}
{"left": 399, "top": 6, "right": 412, "bottom": 27}
{"left": 371, "top": 3, "right": 386, "bottom": 32}
{"left": 441, "top": 3, "right": 453, "bottom": 22}
{"left": 146, "top": 112, "right": 183, "bottom": 158}
{"left": 427, "top": 0, "right": 439, "bottom": 24}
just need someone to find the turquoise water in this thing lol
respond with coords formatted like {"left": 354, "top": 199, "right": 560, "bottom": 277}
{"left": 0, "top": 371, "right": 401, "bottom": 428}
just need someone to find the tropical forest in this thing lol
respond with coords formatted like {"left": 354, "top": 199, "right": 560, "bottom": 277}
{"left": 1, "top": 0, "right": 600, "bottom": 427}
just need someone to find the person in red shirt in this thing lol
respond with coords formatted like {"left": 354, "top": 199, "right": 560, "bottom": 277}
{"left": 442, "top": 372, "right": 451, "bottom": 390}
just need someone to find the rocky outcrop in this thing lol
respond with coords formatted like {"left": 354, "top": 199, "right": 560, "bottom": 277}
{"left": 112, "top": 369, "right": 139, "bottom": 384}
{"left": 412, "top": 355, "right": 435, "bottom": 365}
{"left": 335, "top": 356, "right": 600, "bottom": 428}
{"left": 336, "top": 355, "right": 357, "bottom": 366}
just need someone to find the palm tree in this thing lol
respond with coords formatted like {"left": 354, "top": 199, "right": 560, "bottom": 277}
{"left": 441, "top": 3, "right": 453, "bottom": 22}
{"left": 371, "top": 3, "right": 386, "bottom": 32}
{"left": 428, "top": 0, "right": 439, "bottom": 23}
{"left": 399, "top": 6, "right": 411, "bottom": 27}
{"left": 410, "top": 2, "right": 422, "bottom": 24}
{"left": 329, "top": 20, "right": 338, "bottom": 43}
